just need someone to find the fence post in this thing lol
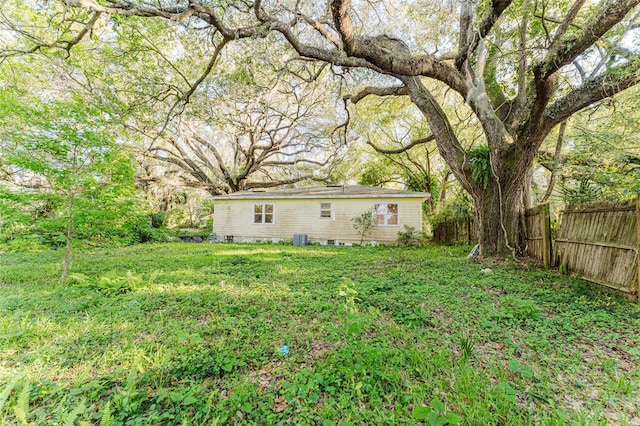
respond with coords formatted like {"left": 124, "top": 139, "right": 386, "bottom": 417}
{"left": 541, "top": 203, "right": 552, "bottom": 269}
{"left": 636, "top": 195, "right": 640, "bottom": 300}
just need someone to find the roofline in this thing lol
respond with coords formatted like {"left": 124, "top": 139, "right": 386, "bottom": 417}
{"left": 210, "top": 193, "right": 431, "bottom": 201}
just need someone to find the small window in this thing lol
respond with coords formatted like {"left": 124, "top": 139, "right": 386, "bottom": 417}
{"left": 373, "top": 203, "right": 399, "bottom": 226}
{"left": 253, "top": 203, "right": 274, "bottom": 224}
{"left": 320, "top": 202, "right": 332, "bottom": 218}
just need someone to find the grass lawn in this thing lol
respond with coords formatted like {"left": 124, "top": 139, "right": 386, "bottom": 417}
{"left": 1, "top": 243, "right": 639, "bottom": 425}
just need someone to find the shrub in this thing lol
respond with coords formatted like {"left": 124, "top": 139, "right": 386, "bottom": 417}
{"left": 397, "top": 225, "right": 423, "bottom": 246}
{"left": 351, "top": 210, "right": 374, "bottom": 245}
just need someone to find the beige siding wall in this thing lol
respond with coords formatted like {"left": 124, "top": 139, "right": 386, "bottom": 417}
{"left": 213, "top": 197, "right": 424, "bottom": 244}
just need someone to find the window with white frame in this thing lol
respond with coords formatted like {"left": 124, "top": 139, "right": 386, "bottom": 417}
{"left": 253, "top": 203, "right": 274, "bottom": 224}
{"left": 373, "top": 203, "right": 399, "bottom": 226}
{"left": 320, "top": 202, "right": 332, "bottom": 218}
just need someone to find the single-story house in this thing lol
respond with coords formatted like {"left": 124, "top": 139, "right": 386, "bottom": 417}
{"left": 211, "top": 185, "right": 430, "bottom": 245}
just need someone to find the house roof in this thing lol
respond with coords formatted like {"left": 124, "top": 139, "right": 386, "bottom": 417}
{"left": 211, "top": 185, "right": 431, "bottom": 200}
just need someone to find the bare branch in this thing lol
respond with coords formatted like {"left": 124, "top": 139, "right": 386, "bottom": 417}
{"left": 156, "top": 37, "right": 229, "bottom": 137}
{"left": 344, "top": 85, "right": 407, "bottom": 104}
{"left": 533, "top": 13, "right": 583, "bottom": 30}
{"left": 299, "top": 13, "right": 340, "bottom": 48}
{"left": 181, "top": 38, "right": 229, "bottom": 105}
{"left": 367, "top": 135, "right": 435, "bottom": 155}
{"left": 248, "top": 174, "right": 330, "bottom": 189}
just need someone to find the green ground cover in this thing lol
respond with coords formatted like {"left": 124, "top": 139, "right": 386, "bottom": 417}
{"left": 0, "top": 243, "right": 639, "bottom": 425}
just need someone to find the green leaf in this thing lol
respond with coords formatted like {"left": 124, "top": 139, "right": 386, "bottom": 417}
{"left": 507, "top": 359, "right": 520, "bottom": 371}
{"left": 169, "top": 392, "right": 184, "bottom": 403}
{"left": 412, "top": 405, "right": 432, "bottom": 420}
{"left": 498, "top": 381, "right": 517, "bottom": 404}
{"left": 430, "top": 397, "right": 445, "bottom": 414}
{"left": 427, "top": 411, "right": 444, "bottom": 426}
{"left": 520, "top": 366, "right": 534, "bottom": 379}
{"left": 443, "top": 413, "right": 463, "bottom": 425}
{"left": 182, "top": 395, "right": 198, "bottom": 406}
{"left": 99, "top": 401, "right": 114, "bottom": 426}
{"left": 64, "top": 400, "right": 86, "bottom": 426}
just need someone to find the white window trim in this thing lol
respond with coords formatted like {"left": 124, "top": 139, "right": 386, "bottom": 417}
{"left": 372, "top": 202, "right": 400, "bottom": 227}
{"left": 320, "top": 202, "right": 333, "bottom": 219}
{"left": 253, "top": 203, "right": 275, "bottom": 225}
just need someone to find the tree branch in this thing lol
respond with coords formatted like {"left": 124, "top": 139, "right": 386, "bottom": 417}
{"left": 330, "top": 0, "right": 355, "bottom": 54}
{"left": 401, "top": 76, "right": 474, "bottom": 194}
{"left": 458, "top": 0, "right": 474, "bottom": 62}
{"left": 537, "top": 0, "right": 640, "bottom": 80}
{"left": 515, "top": 0, "right": 530, "bottom": 112}
{"left": 540, "top": 120, "right": 567, "bottom": 203}
{"left": 366, "top": 135, "right": 435, "bottom": 155}
{"left": 0, "top": 10, "right": 102, "bottom": 61}
{"left": 344, "top": 85, "right": 407, "bottom": 104}
{"left": 547, "top": 0, "right": 587, "bottom": 52}
{"left": 542, "top": 63, "right": 640, "bottom": 132}
{"left": 180, "top": 38, "right": 229, "bottom": 105}
{"left": 298, "top": 14, "right": 340, "bottom": 48}
{"left": 455, "top": 0, "right": 513, "bottom": 70}
{"left": 60, "top": 11, "right": 102, "bottom": 57}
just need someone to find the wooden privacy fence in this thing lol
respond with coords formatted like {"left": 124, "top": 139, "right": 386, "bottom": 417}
{"left": 434, "top": 198, "right": 639, "bottom": 298}
{"left": 432, "top": 218, "right": 474, "bottom": 245}
{"left": 524, "top": 203, "right": 552, "bottom": 269}
{"left": 525, "top": 198, "right": 640, "bottom": 299}
{"left": 555, "top": 199, "right": 639, "bottom": 298}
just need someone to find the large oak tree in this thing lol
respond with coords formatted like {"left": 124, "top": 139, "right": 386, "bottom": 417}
{"left": 136, "top": 73, "right": 344, "bottom": 195}
{"left": 2, "top": 0, "right": 638, "bottom": 255}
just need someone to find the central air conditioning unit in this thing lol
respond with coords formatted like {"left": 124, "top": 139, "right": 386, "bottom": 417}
{"left": 293, "top": 234, "right": 308, "bottom": 246}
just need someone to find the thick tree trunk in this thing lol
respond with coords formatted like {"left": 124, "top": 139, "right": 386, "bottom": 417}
{"left": 472, "top": 171, "right": 527, "bottom": 257}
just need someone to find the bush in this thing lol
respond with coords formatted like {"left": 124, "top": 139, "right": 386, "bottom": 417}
{"left": 351, "top": 210, "right": 374, "bottom": 245}
{"left": 397, "top": 225, "right": 423, "bottom": 246}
